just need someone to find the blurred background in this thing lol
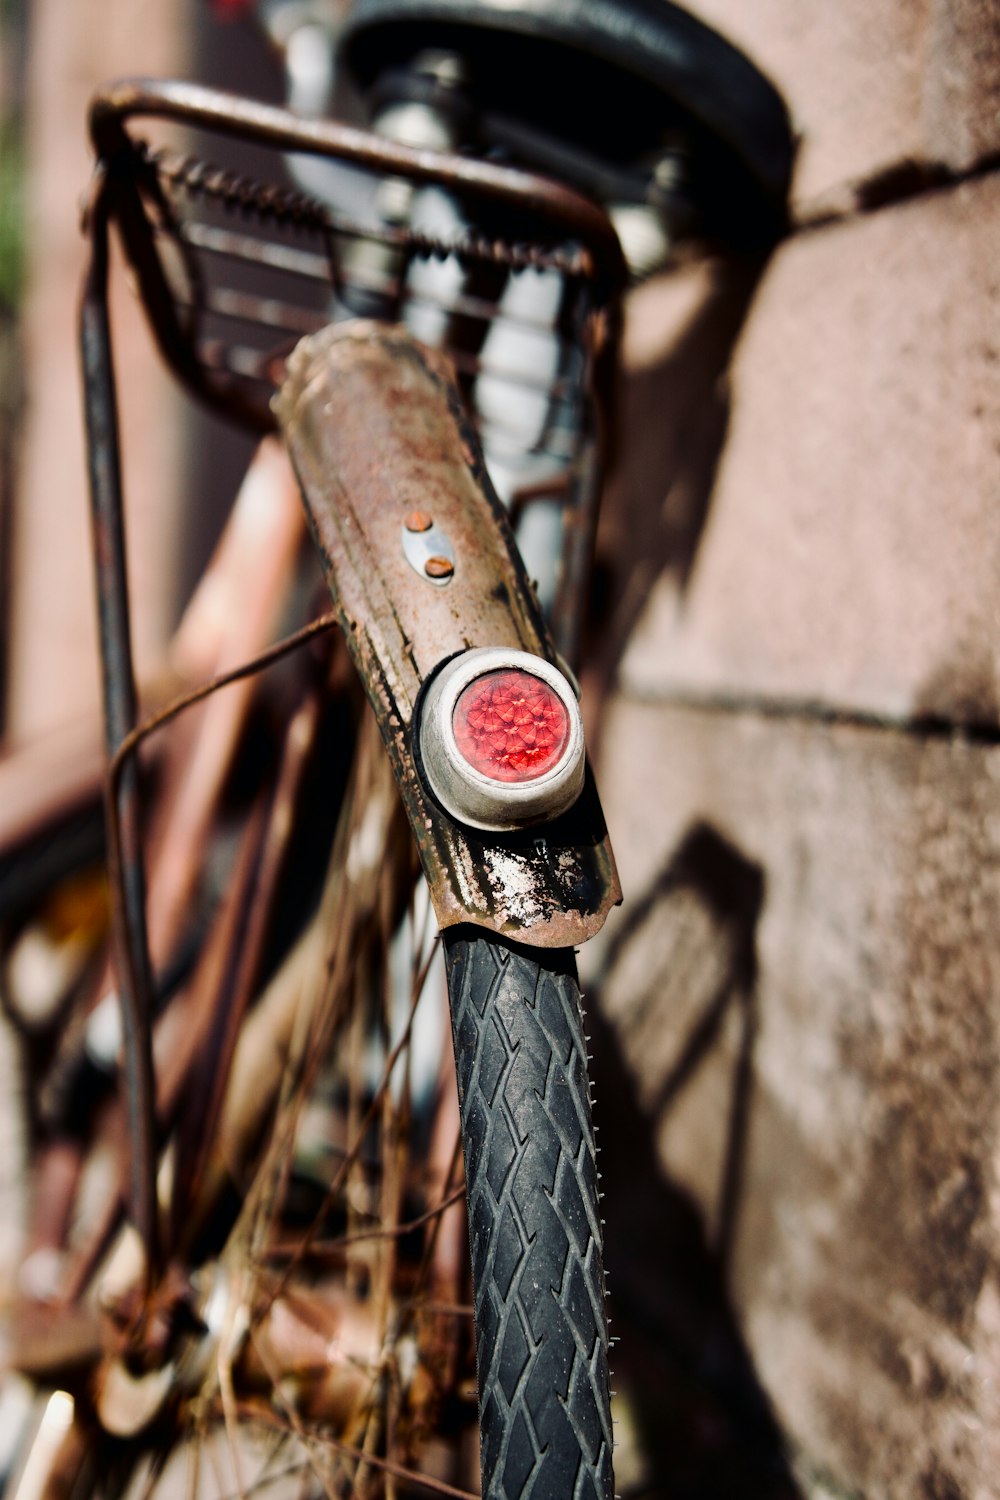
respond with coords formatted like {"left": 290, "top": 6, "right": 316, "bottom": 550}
{"left": 0, "top": 0, "right": 285, "bottom": 746}
{"left": 2, "top": 1, "right": 1000, "bottom": 1496}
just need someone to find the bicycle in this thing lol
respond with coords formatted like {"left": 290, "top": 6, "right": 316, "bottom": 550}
{"left": 1, "top": 3, "right": 792, "bottom": 1496}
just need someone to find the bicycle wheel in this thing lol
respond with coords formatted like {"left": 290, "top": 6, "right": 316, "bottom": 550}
{"left": 5, "top": 702, "right": 612, "bottom": 1500}
{"left": 444, "top": 931, "right": 612, "bottom": 1500}
{"left": 340, "top": 0, "right": 793, "bottom": 250}
{"left": 7, "top": 702, "right": 477, "bottom": 1496}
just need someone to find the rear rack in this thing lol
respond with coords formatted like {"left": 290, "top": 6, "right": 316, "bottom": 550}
{"left": 86, "top": 79, "right": 625, "bottom": 431}
{"left": 84, "top": 78, "right": 626, "bottom": 657}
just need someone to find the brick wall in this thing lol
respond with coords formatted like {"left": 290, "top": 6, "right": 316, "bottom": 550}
{"left": 586, "top": 3, "right": 1000, "bottom": 1496}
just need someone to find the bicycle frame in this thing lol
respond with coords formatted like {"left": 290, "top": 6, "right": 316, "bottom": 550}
{"left": 80, "top": 75, "right": 623, "bottom": 1288}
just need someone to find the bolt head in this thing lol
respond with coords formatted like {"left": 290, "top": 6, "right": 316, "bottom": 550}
{"left": 404, "top": 510, "right": 433, "bottom": 533}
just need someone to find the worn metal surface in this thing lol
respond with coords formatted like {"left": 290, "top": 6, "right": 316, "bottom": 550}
{"left": 80, "top": 178, "right": 160, "bottom": 1280}
{"left": 274, "top": 321, "right": 621, "bottom": 945}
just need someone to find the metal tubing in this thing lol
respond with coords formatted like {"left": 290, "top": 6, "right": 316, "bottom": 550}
{"left": 80, "top": 178, "right": 160, "bottom": 1282}
{"left": 88, "top": 77, "right": 626, "bottom": 290}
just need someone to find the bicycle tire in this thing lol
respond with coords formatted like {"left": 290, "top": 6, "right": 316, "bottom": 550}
{"left": 340, "top": 0, "right": 793, "bottom": 248}
{"left": 444, "top": 929, "right": 613, "bottom": 1500}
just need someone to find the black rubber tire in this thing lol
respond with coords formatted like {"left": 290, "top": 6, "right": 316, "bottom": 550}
{"left": 340, "top": 0, "right": 794, "bottom": 248}
{"left": 443, "top": 928, "right": 613, "bottom": 1500}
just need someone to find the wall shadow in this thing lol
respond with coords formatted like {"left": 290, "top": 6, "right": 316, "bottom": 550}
{"left": 584, "top": 253, "right": 769, "bottom": 743}
{"left": 587, "top": 823, "right": 801, "bottom": 1498}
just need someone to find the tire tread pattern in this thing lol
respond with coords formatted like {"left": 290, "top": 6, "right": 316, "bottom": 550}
{"left": 444, "top": 933, "right": 613, "bottom": 1500}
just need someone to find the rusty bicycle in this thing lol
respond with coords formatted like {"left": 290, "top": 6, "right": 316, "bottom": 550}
{"left": 1, "top": 3, "right": 792, "bottom": 1496}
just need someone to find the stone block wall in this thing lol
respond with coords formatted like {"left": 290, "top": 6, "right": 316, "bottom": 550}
{"left": 585, "top": 4, "right": 1000, "bottom": 1497}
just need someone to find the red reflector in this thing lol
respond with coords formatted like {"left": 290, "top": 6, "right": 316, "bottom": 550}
{"left": 452, "top": 669, "right": 570, "bottom": 783}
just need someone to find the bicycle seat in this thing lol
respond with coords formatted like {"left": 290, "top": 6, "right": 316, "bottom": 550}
{"left": 338, "top": 0, "right": 793, "bottom": 250}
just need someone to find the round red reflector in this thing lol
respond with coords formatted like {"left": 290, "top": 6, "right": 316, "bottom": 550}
{"left": 452, "top": 669, "right": 570, "bottom": 783}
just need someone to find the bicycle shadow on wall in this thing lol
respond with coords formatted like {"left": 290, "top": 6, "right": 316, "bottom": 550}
{"left": 586, "top": 823, "right": 802, "bottom": 1499}
{"left": 586, "top": 251, "right": 769, "bottom": 730}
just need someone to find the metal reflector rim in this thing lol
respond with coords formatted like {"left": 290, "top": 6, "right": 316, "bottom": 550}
{"left": 417, "top": 647, "right": 586, "bottom": 831}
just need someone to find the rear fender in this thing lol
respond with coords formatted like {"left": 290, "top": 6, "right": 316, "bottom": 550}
{"left": 273, "top": 321, "right": 620, "bottom": 947}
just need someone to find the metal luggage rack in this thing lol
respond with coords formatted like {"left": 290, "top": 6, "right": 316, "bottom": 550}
{"left": 86, "top": 80, "right": 628, "bottom": 653}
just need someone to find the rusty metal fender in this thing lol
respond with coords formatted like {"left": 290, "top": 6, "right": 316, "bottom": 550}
{"left": 273, "top": 321, "right": 620, "bottom": 947}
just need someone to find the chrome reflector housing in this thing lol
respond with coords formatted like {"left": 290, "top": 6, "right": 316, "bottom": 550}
{"left": 417, "top": 647, "right": 586, "bottom": 831}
